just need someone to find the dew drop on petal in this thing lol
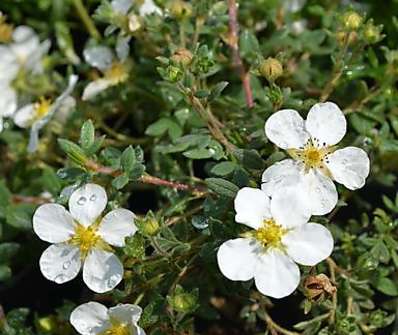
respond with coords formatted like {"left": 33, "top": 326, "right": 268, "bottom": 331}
{"left": 89, "top": 194, "right": 97, "bottom": 201}
{"left": 107, "top": 274, "right": 120, "bottom": 288}
{"left": 77, "top": 196, "right": 87, "bottom": 205}
{"left": 54, "top": 274, "right": 66, "bottom": 283}
{"left": 63, "top": 261, "right": 71, "bottom": 270}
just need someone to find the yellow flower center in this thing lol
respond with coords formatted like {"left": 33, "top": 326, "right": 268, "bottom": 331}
{"left": 70, "top": 223, "right": 109, "bottom": 259}
{"left": 0, "top": 14, "right": 13, "bottom": 43}
{"left": 288, "top": 138, "right": 334, "bottom": 174}
{"left": 34, "top": 97, "right": 52, "bottom": 119}
{"left": 104, "top": 62, "right": 129, "bottom": 84}
{"left": 254, "top": 219, "right": 287, "bottom": 249}
{"left": 103, "top": 323, "right": 131, "bottom": 335}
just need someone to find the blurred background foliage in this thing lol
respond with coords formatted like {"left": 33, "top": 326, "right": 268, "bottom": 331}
{"left": 0, "top": 0, "right": 398, "bottom": 334}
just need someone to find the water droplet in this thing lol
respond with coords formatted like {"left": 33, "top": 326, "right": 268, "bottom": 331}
{"left": 54, "top": 274, "right": 66, "bottom": 283}
{"left": 192, "top": 215, "right": 209, "bottom": 230}
{"left": 107, "top": 274, "right": 119, "bottom": 288}
{"left": 89, "top": 194, "right": 97, "bottom": 201}
{"left": 77, "top": 196, "right": 87, "bottom": 205}
{"left": 63, "top": 261, "right": 71, "bottom": 270}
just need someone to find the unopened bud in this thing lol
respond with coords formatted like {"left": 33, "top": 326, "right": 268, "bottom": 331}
{"left": 336, "top": 31, "right": 357, "bottom": 46}
{"left": 171, "top": 48, "right": 193, "bottom": 66}
{"left": 128, "top": 14, "right": 142, "bottom": 32}
{"left": 363, "top": 22, "right": 382, "bottom": 44}
{"left": 141, "top": 218, "right": 160, "bottom": 236}
{"left": 303, "top": 274, "right": 336, "bottom": 302}
{"left": 37, "top": 316, "right": 56, "bottom": 332}
{"left": 168, "top": 0, "right": 192, "bottom": 19}
{"left": 343, "top": 11, "right": 363, "bottom": 31}
{"left": 166, "top": 65, "right": 183, "bottom": 82}
{"left": 259, "top": 58, "right": 283, "bottom": 82}
{"left": 169, "top": 288, "right": 198, "bottom": 312}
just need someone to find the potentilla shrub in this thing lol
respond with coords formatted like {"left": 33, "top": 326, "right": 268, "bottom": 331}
{"left": 0, "top": 0, "right": 397, "bottom": 334}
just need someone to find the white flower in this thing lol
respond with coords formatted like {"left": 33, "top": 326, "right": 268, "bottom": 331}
{"left": 263, "top": 102, "right": 370, "bottom": 215}
{"left": 217, "top": 187, "right": 334, "bottom": 299}
{"left": 70, "top": 301, "right": 145, "bottom": 335}
{"left": 0, "top": 26, "right": 50, "bottom": 129}
{"left": 33, "top": 183, "right": 137, "bottom": 293}
{"left": 13, "top": 74, "right": 78, "bottom": 152}
{"left": 111, "top": 0, "right": 162, "bottom": 16}
{"left": 82, "top": 46, "right": 130, "bottom": 101}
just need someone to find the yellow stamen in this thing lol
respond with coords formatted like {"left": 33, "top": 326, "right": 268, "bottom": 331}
{"left": 70, "top": 223, "right": 110, "bottom": 259}
{"left": 254, "top": 219, "right": 287, "bottom": 249}
{"left": 288, "top": 139, "right": 334, "bottom": 174}
{"left": 0, "top": 14, "right": 13, "bottom": 43}
{"left": 34, "top": 97, "right": 52, "bottom": 119}
{"left": 103, "top": 323, "right": 131, "bottom": 335}
{"left": 104, "top": 62, "right": 129, "bottom": 84}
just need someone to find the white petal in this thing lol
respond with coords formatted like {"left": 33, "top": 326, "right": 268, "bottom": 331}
{"left": 0, "top": 86, "right": 17, "bottom": 117}
{"left": 82, "top": 79, "right": 113, "bottom": 101}
{"left": 284, "top": 223, "right": 334, "bottom": 266}
{"left": 69, "top": 183, "right": 108, "bottom": 227}
{"left": 136, "top": 327, "right": 146, "bottom": 335}
{"left": 111, "top": 0, "right": 133, "bottom": 14}
{"left": 254, "top": 249, "right": 300, "bottom": 299}
{"left": 108, "top": 304, "right": 142, "bottom": 325}
{"left": 234, "top": 187, "right": 271, "bottom": 229}
{"left": 116, "top": 35, "right": 131, "bottom": 61}
{"left": 83, "top": 249, "right": 123, "bottom": 293}
{"left": 265, "top": 109, "right": 309, "bottom": 149}
{"left": 0, "top": 46, "right": 19, "bottom": 82}
{"left": 39, "top": 244, "right": 81, "bottom": 284}
{"left": 10, "top": 26, "right": 40, "bottom": 65}
{"left": 261, "top": 159, "right": 303, "bottom": 197}
{"left": 24, "top": 40, "right": 50, "bottom": 74}
{"left": 283, "top": 0, "right": 306, "bottom": 12}
{"left": 139, "top": 0, "right": 162, "bottom": 16}
{"left": 97, "top": 209, "right": 137, "bottom": 247}
{"left": 83, "top": 46, "right": 114, "bottom": 71}
{"left": 217, "top": 238, "right": 259, "bottom": 281}
{"left": 326, "top": 147, "right": 370, "bottom": 190}
{"left": 305, "top": 102, "right": 346, "bottom": 146}
{"left": 33, "top": 204, "right": 75, "bottom": 243}
{"left": 14, "top": 104, "right": 35, "bottom": 128}
{"left": 301, "top": 169, "right": 338, "bottom": 215}
{"left": 270, "top": 187, "right": 311, "bottom": 229}
{"left": 70, "top": 302, "right": 110, "bottom": 335}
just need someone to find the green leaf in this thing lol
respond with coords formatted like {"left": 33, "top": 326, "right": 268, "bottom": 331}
{"left": 112, "top": 174, "right": 129, "bottom": 190}
{"left": 0, "top": 243, "right": 20, "bottom": 263}
{"left": 205, "top": 178, "right": 239, "bottom": 198}
{"left": 210, "top": 162, "right": 236, "bottom": 176}
{"left": 6, "top": 204, "right": 35, "bottom": 230}
{"left": 0, "top": 265, "right": 11, "bottom": 281}
{"left": 80, "top": 120, "right": 95, "bottom": 150}
{"left": 58, "top": 139, "right": 88, "bottom": 166}
{"left": 209, "top": 81, "right": 229, "bottom": 101}
{"left": 375, "top": 277, "right": 398, "bottom": 296}
{"left": 121, "top": 146, "right": 136, "bottom": 173}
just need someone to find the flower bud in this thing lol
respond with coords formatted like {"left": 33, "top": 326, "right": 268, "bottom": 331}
{"left": 37, "top": 316, "right": 56, "bottom": 332}
{"left": 343, "top": 11, "right": 363, "bottom": 31}
{"left": 363, "top": 22, "right": 383, "bottom": 44}
{"left": 168, "top": 0, "right": 192, "bottom": 19}
{"left": 336, "top": 31, "right": 357, "bottom": 46}
{"left": 166, "top": 65, "right": 183, "bottom": 82}
{"left": 168, "top": 286, "right": 198, "bottom": 313}
{"left": 128, "top": 14, "right": 142, "bottom": 32}
{"left": 171, "top": 48, "right": 193, "bottom": 66}
{"left": 141, "top": 218, "right": 160, "bottom": 236}
{"left": 259, "top": 58, "right": 283, "bottom": 82}
{"left": 303, "top": 274, "right": 336, "bottom": 302}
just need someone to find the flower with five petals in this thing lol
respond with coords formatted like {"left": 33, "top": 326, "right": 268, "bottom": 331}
{"left": 33, "top": 183, "right": 137, "bottom": 293}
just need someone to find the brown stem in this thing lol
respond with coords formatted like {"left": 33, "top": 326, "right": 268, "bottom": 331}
{"left": 86, "top": 160, "right": 205, "bottom": 194}
{"left": 12, "top": 195, "right": 50, "bottom": 205}
{"left": 263, "top": 310, "right": 301, "bottom": 335}
{"left": 227, "top": 0, "right": 254, "bottom": 109}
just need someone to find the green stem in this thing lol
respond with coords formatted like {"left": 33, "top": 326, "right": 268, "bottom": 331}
{"left": 72, "top": 0, "right": 101, "bottom": 40}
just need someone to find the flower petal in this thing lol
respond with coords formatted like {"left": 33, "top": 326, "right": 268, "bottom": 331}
{"left": 0, "top": 86, "right": 17, "bottom": 118}
{"left": 261, "top": 159, "right": 303, "bottom": 197}
{"left": 83, "top": 249, "right": 123, "bottom": 293}
{"left": 284, "top": 223, "right": 334, "bottom": 266}
{"left": 270, "top": 187, "right": 311, "bottom": 229}
{"left": 39, "top": 244, "right": 81, "bottom": 284}
{"left": 254, "top": 249, "right": 300, "bottom": 299}
{"left": 97, "top": 209, "right": 137, "bottom": 247}
{"left": 111, "top": 0, "right": 133, "bottom": 14}
{"left": 108, "top": 304, "right": 142, "bottom": 325}
{"left": 0, "top": 46, "right": 19, "bottom": 82}
{"left": 265, "top": 109, "right": 309, "bottom": 149}
{"left": 234, "top": 187, "right": 271, "bottom": 229}
{"left": 116, "top": 35, "right": 131, "bottom": 61}
{"left": 305, "top": 102, "right": 346, "bottom": 146}
{"left": 302, "top": 169, "right": 338, "bottom": 215}
{"left": 14, "top": 104, "right": 35, "bottom": 128}
{"left": 69, "top": 183, "right": 107, "bottom": 227}
{"left": 33, "top": 204, "right": 75, "bottom": 243}
{"left": 83, "top": 46, "right": 113, "bottom": 71}
{"left": 326, "top": 147, "right": 370, "bottom": 190}
{"left": 217, "top": 238, "right": 259, "bottom": 281}
{"left": 70, "top": 302, "right": 110, "bottom": 335}
{"left": 139, "top": 0, "right": 162, "bottom": 16}
{"left": 82, "top": 79, "right": 113, "bottom": 101}
{"left": 136, "top": 327, "right": 146, "bottom": 335}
